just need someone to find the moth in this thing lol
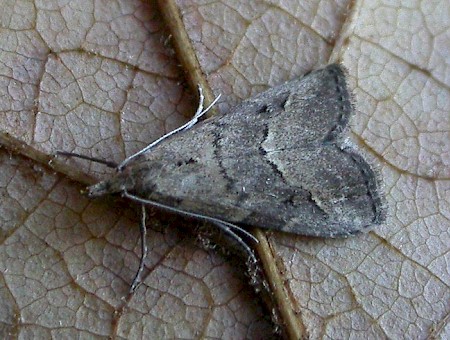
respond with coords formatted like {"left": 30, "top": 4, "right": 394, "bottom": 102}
{"left": 60, "top": 64, "right": 385, "bottom": 291}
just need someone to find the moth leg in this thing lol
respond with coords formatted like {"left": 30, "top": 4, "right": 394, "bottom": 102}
{"left": 129, "top": 205, "right": 148, "bottom": 293}
{"left": 122, "top": 190, "right": 258, "bottom": 243}
{"left": 210, "top": 221, "right": 258, "bottom": 267}
{"left": 121, "top": 190, "right": 259, "bottom": 264}
{"left": 56, "top": 151, "right": 118, "bottom": 168}
{"left": 118, "top": 87, "right": 221, "bottom": 170}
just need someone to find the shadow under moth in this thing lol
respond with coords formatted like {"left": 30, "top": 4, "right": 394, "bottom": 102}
{"left": 59, "top": 63, "right": 386, "bottom": 293}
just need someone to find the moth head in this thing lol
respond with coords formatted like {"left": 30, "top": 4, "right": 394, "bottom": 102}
{"left": 86, "top": 171, "right": 135, "bottom": 197}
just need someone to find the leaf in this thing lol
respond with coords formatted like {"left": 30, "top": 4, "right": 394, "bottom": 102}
{"left": 0, "top": 0, "right": 448, "bottom": 339}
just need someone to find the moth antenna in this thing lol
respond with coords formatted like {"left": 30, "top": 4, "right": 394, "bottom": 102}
{"left": 56, "top": 151, "right": 118, "bottom": 168}
{"left": 129, "top": 205, "right": 148, "bottom": 294}
{"left": 121, "top": 190, "right": 259, "bottom": 246}
{"left": 118, "top": 87, "right": 221, "bottom": 170}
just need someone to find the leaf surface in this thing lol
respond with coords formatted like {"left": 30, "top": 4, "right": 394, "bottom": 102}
{"left": 0, "top": 0, "right": 449, "bottom": 338}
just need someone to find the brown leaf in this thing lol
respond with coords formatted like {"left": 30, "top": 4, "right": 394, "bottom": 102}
{"left": 0, "top": 0, "right": 449, "bottom": 339}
